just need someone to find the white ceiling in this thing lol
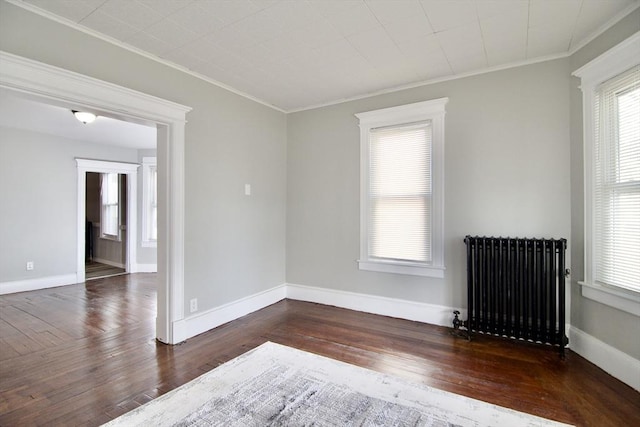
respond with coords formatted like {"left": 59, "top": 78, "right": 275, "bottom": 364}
{"left": 0, "top": 89, "right": 157, "bottom": 149}
{"left": 13, "top": 0, "right": 640, "bottom": 112}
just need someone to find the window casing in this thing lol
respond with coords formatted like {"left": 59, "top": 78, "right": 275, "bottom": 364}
{"left": 356, "top": 98, "right": 447, "bottom": 278}
{"left": 574, "top": 32, "right": 640, "bottom": 316}
{"left": 142, "top": 157, "right": 158, "bottom": 247}
{"left": 594, "top": 67, "right": 639, "bottom": 293}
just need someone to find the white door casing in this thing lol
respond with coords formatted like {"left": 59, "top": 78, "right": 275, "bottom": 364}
{"left": 0, "top": 51, "right": 191, "bottom": 344}
{"left": 76, "top": 159, "right": 139, "bottom": 281}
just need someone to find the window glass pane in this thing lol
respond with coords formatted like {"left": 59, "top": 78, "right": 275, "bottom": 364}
{"left": 617, "top": 87, "right": 640, "bottom": 183}
{"left": 101, "top": 173, "right": 119, "bottom": 237}
{"left": 143, "top": 160, "right": 158, "bottom": 243}
{"left": 150, "top": 166, "right": 158, "bottom": 206}
{"left": 107, "top": 173, "right": 118, "bottom": 204}
{"left": 370, "top": 197, "right": 430, "bottom": 262}
{"left": 369, "top": 122, "right": 432, "bottom": 263}
{"left": 151, "top": 207, "right": 157, "bottom": 241}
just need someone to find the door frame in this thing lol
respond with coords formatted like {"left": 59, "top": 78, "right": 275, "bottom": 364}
{"left": 77, "top": 160, "right": 139, "bottom": 281}
{"left": 0, "top": 51, "right": 191, "bottom": 344}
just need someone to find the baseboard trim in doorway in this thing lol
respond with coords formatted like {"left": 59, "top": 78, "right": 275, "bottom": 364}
{"left": 92, "top": 258, "right": 125, "bottom": 269}
{"left": 0, "top": 273, "right": 77, "bottom": 295}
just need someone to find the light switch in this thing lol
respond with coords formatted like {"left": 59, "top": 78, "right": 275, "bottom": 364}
{"left": 245, "top": 184, "right": 251, "bottom": 196}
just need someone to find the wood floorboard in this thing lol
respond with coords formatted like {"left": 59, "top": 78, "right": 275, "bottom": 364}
{"left": 0, "top": 274, "right": 638, "bottom": 426}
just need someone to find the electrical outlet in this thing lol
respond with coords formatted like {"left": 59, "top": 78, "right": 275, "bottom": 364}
{"left": 26, "top": 261, "right": 34, "bottom": 271}
{"left": 190, "top": 298, "right": 198, "bottom": 313}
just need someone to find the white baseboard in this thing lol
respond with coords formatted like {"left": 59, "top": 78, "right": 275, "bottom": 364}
{"left": 173, "top": 284, "right": 287, "bottom": 343}
{"left": 569, "top": 326, "right": 640, "bottom": 391}
{"left": 132, "top": 263, "right": 157, "bottom": 273}
{"left": 5, "top": 275, "right": 636, "bottom": 392}
{"left": 0, "top": 273, "right": 78, "bottom": 295}
{"left": 92, "top": 257, "right": 125, "bottom": 269}
{"left": 285, "top": 283, "right": 464, "bottom": 327}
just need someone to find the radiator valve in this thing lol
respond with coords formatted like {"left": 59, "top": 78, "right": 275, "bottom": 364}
{"left": 452, "top": 310, "right": 463, "bottom": 329}
{"left": 451, "top": 310, "right": 471, "bottom": 341}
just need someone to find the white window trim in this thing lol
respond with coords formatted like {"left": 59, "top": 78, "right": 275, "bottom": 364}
{"left": 141, "top": 156, "right": 158, "bottom": 248}
{"left": 573, "top": 31, "right": 640, "bottom": 316}
{"left": 355, "top": 98, "right": 448, "bottom": 278}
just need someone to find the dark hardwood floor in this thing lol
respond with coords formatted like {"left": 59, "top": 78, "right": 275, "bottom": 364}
{"left": 0, "top": 274, "right": 638, "bottom": 426}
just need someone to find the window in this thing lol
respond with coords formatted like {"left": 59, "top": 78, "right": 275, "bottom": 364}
{"left": 356, "top": 98, "right": 448, "bottom": 278}
{"left": 101, "top": 173, "right": 120, "bottom": 240}
{"left": 574, "top": 32, "right": 640, "bottom": 316}
{"left": 142, "top": 157, "right": 157, "bottom": 247}
{"left": 594, "top": 67, "right": 639, "bottom": 293}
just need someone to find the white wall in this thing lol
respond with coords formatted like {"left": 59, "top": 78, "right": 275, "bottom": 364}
{"left": 287, "top": 58, "right": 572, "bottom": 310}
{"left": 0, "top": 126, "right": 138, "bottom": 284}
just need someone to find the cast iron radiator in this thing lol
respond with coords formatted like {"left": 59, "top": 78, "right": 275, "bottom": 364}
{"left": 454, "top": 236, "right": 568, "bottom": 356}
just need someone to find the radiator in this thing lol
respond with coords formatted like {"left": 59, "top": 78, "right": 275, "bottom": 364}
{"left": 457, "top": 236, "right": 568, "bottom": 356}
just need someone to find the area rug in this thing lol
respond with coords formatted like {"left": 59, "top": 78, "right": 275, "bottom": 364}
{"left": 104, "top": 342, "right": 572, "bottom": 426}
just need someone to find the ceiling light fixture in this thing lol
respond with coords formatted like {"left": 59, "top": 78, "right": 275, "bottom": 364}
{"left": 72, "top": 110, "right": 97, "bottom": 124}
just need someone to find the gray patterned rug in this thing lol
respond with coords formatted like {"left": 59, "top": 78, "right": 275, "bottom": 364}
{"left": 104, "top": 342, "right": 572, "bottom": 427}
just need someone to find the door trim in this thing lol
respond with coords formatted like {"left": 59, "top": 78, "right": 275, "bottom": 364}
{"left": 76, "top": 159, "right": 139, "bottom": 283}
{"left": 0, "top": 51, "right": 191, "bottom": 344}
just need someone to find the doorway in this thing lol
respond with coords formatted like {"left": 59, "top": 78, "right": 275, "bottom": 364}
{"left": 85, "top": 172, "right": 127, "bottom": 280}
{"left": 76, "top": 159, "right": 139, "bottom": 284}
{"left": 0, "top": 51, "right": 191, "bottom": 344}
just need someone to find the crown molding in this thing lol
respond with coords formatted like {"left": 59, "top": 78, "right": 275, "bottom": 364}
{"left": 568, "top": 1, "right": 640, "bottom": 56}
{"left": 287, "top": 53, "right": 569, "bottom": 113}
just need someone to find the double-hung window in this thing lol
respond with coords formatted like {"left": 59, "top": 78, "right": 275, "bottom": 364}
{"left": 101, "top": 173, "right": 120, "bottom": 240}
{"left": 594, "top": 67, "right": 639, "bottom": 293}
{"left": 356, "top": 98, "right": 448, "bottom": 278}
{"left": 574, "top": 33, "right": 640, "bottom": 315}
{"left": 142, "top": 157, "right": 157, "bottom": 247}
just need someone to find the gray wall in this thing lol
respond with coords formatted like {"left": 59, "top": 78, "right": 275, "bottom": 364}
{"left": 0, "top": 1, "right": 287, "bottom": 314}
{"left": 0, "top": 126, "right": 138, "bottom": 282}
{"left": 569, "top": 9, "right": 640, "bottom": 359}
{"left": 287, "top": 59, "right": 572, "bottom": 308}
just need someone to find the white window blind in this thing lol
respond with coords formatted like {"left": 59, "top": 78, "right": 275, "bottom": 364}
{"left": 369, "top": 121, "right": 431, "bottom": 263}
{"left": 594, "top": 65, "right": 640, "bottom": 292}
{"left": 101, "top": 173, "right": 119, "bottom": 238}
{"left": 149, "top": 165, "right": 158, "bottom": 241}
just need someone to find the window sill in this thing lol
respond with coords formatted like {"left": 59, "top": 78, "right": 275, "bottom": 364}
{"left": 579, "top": 281, "right": 640, "bottom": 317}
{"left": 358, "top": 260, "right": 445, "bottom": 278}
